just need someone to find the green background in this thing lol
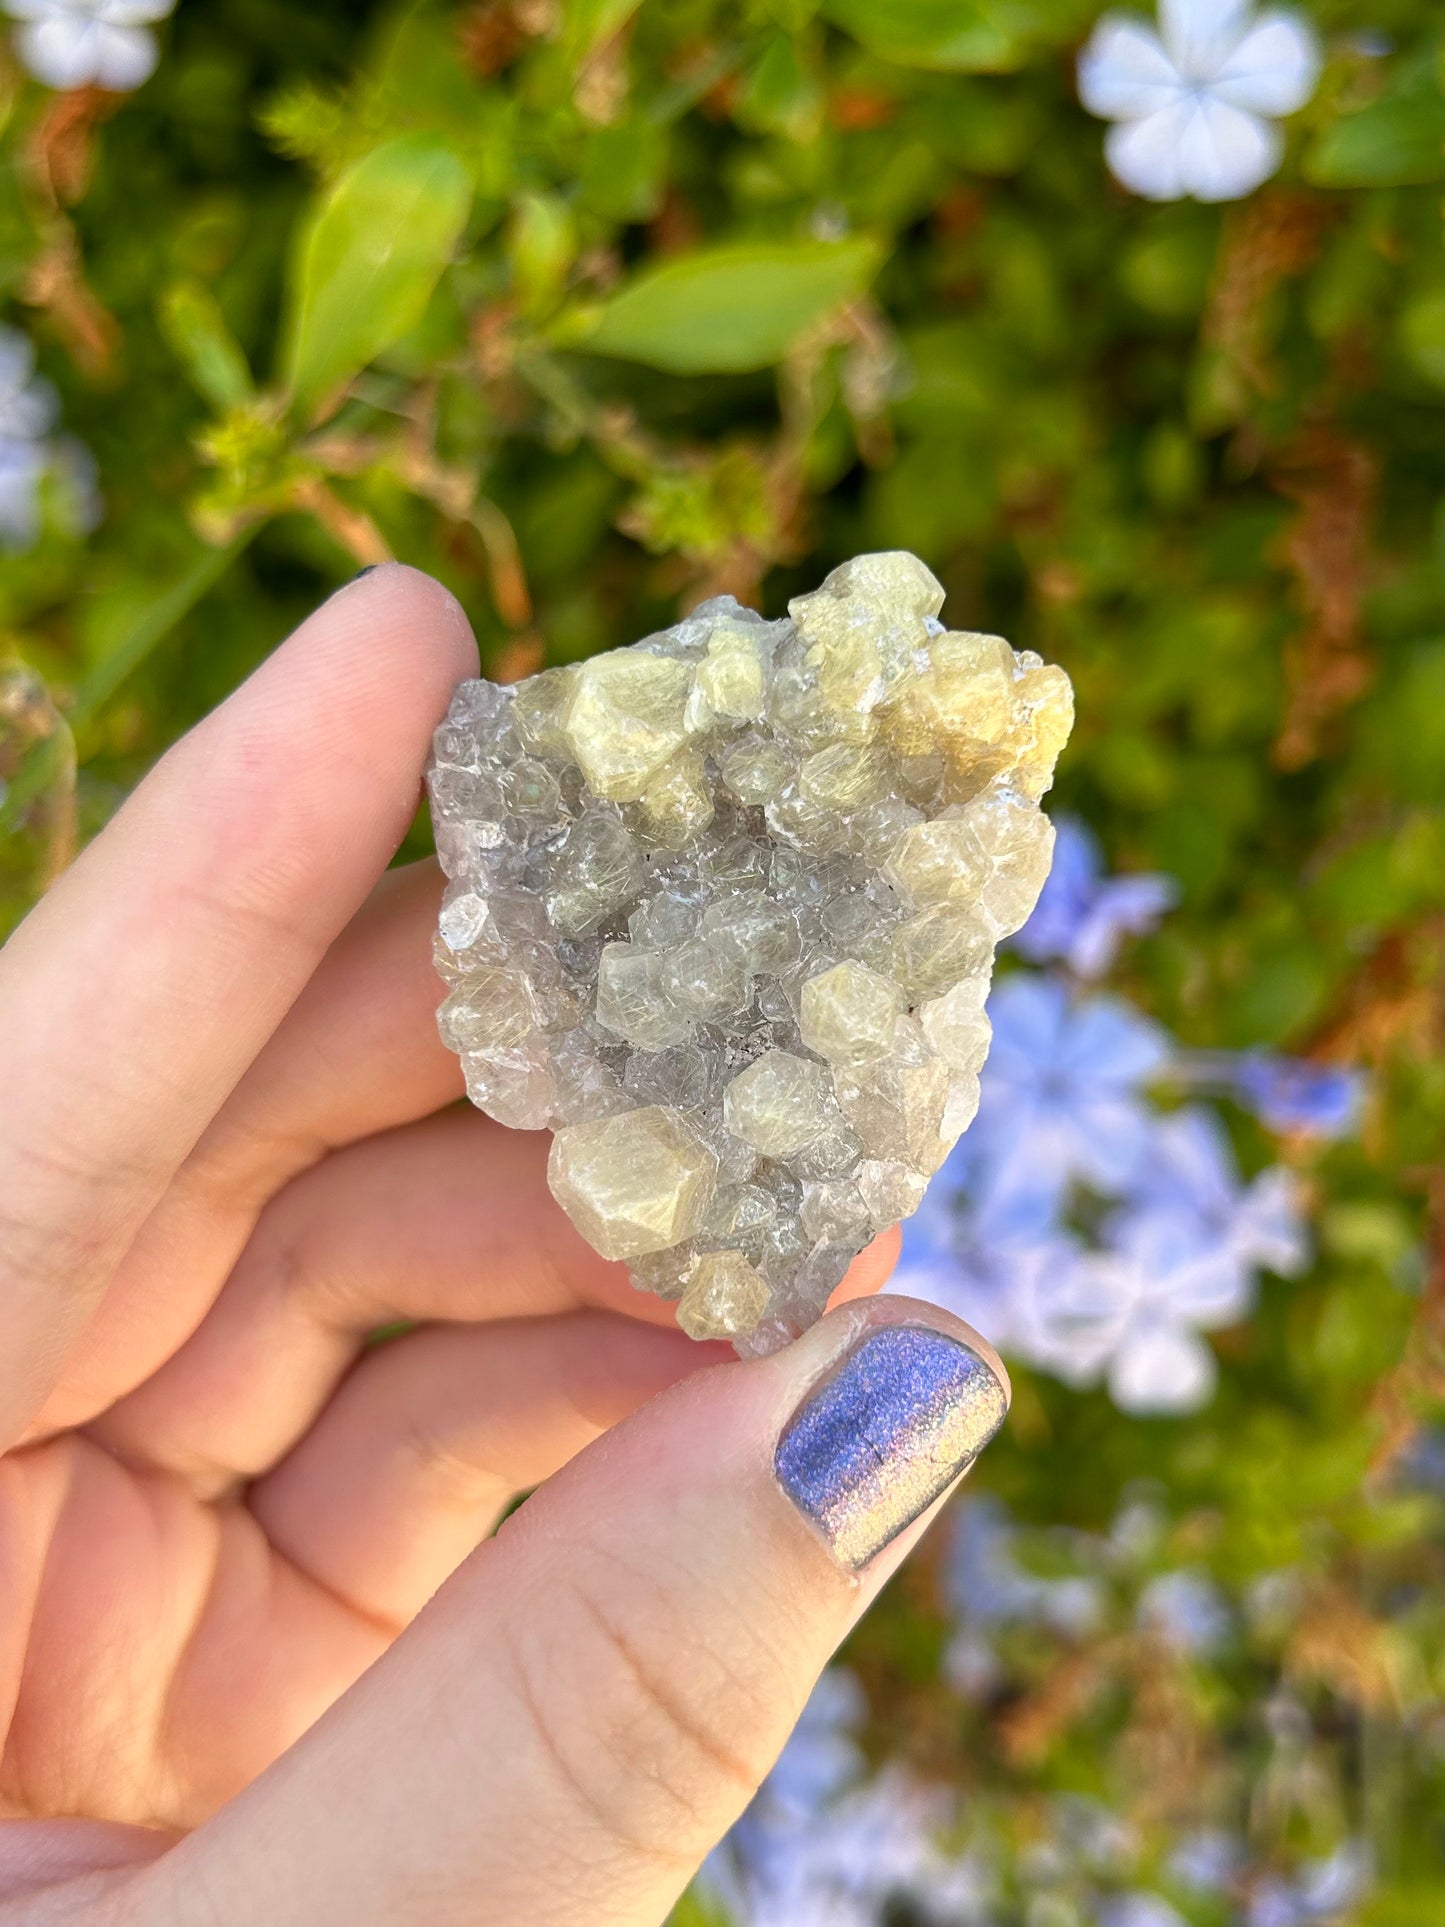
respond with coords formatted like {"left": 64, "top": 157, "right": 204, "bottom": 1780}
{"left": 2, "top": 1, "right": 1444, "bottom": 1918}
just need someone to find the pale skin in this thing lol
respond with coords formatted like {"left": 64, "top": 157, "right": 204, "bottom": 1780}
{"left": 0, "top": 567, "right": 1002, "bottom": 1926}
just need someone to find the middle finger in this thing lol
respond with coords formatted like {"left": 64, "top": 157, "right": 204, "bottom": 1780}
{"left": 89, "top": 1101, "right": 901, "bottom": 1493}
{"left": 85, "top": 1106, "right": 636, "bottom": 1491}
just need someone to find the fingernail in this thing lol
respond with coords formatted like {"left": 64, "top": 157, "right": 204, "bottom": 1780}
{"left": 352, "top": 564, "right": 380, "bottom": 579}
{"left": 774, "top": 1323, "right": 1008, "bottom": 1569}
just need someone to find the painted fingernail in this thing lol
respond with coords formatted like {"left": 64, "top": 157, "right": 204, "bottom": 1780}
{"left": 774, "top": 1324, "right": 1008, "bottom": 1569}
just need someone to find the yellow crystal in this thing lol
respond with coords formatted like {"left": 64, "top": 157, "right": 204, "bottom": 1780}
{"left": 891, "top": 904, "right": 993, "bottom": 1001}
{"left": 799, "top": 741, "right": 894, "bottom": 813}
{"left": 723, "top": 1050, "right": 834, "bottom": 1158}
{"left": 687, "top": 622, "right": 767, "bottom": 729}
{"left": 637, "top": 748, "right": 715, "bottom": 849}
{"left": 919, "top": 977, "right": 993, "bottom": 1073}
{"left": 437, "top": 967, "right": 540, "bottom": 1055}
{"left": 512, "top": 667, "right": 577, "bottom": 759}
{"left": 548, "top": 1105, "right": 718, "bottom": 1260}
{"left": 563, "top": 651, "right": 692, "bottom": 800}
{"left": 799, "top": 960, "right": 903, "bottom": 1065}
{"left": 676, "top": 1249, "right": 771, "bottom": 1340}
{"left": 884, "top": 814, "right": 989, "bottom": 911}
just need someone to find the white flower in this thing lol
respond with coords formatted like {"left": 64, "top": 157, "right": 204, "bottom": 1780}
{"left": 1078, "top": 0, "right": 1321, "bottom": 202}
{"left": 3, "top": 0, "right": 175, "bottom": 94}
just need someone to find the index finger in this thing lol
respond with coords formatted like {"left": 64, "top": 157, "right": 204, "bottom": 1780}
{"left": 0, "top": 564, "right": 476, "bottom": 1447}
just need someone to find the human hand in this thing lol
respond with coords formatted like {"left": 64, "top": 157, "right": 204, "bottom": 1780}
{"left": 0, "top": 567, "right": 1007, "bottom": 1925}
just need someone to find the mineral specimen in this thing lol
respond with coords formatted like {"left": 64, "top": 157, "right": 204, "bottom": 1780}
{"left": 427, "top": 551, "right": 1073, "bottom": 1354}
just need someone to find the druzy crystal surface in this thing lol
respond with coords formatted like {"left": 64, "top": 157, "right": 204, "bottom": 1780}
{"left": 427, "top": 552, "right": 1073, "bottom": 1354}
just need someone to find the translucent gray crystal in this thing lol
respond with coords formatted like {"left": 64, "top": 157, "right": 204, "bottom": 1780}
{"left": 428, "top": 551, "right": 1073, "bottom": 1354}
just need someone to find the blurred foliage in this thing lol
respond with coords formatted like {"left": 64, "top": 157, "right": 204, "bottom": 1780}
{"left": 1, "top": 0, "right": 1444, "bottom": 1919}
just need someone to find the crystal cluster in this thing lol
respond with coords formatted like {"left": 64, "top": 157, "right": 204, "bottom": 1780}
{"left": 427, "top": 552, "right": 1073, "bottom": 1354}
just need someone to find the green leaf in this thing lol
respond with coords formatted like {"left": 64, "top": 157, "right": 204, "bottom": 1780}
{"left": 666, "top": 1885, "right": 734, "bottom": 1927}
{"left": 507, "top": 191, "right": 579, "bottom": 319}
{"left": 735, "top": 34, "right": 824, "bottom": 143}
{"left": 1400, "top": 290, "right": 1445, "bottom": 388}
{"left": 1306, "top": 92, "right": 1445, "bottom": 188}
{"left": 561, "top": 0, "right": 642, "bottom": 64}
{"left": 578, "top": 119, "right": 669, "bottom": 223}
{"left": 70, "top": 530, "right": 260, "bottom": 730}
{"left": 573, "top": 237, "right": 881, "bottom": 373}
{"left": 821, "top": 0, "right": 1030, "bottom": 72}
{"left": 159, "top": 282, "right": 254, "bottom": 412}
{"left": 281, "top": 134, "right": 473, "bottom": 421}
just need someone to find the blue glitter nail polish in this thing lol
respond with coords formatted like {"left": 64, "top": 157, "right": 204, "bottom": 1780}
{"left": 774, "top": 1325, "right": 1008, "bottom": 1569}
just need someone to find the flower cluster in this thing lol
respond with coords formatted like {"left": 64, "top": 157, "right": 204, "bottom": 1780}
{"left": 893, "top": 821, "right": 1362, "bottom": 1415}
{"left": 706, "top": 1493, "right": 1378, "bottom": 1926}
{"left": 1078, "top": 0, "right": 1321, "bottom": 203}
{"left": 698, "top": 1670, "right": 989, "bottom": 1927}
{"left": 2, "top": 0, "right": 175, "bottom": 93}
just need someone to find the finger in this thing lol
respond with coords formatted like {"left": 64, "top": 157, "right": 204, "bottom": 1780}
{"left": 0, "top": 566, "right": 476, "bottom": 1447}
{"left": 86, "top": 1108, "right": 651, "bottom": 1489}
{"left": 132, "top": 1298, "right": 1007, "bottom": 1927}
{"left": 0, "top": 1819, "right": 172, "bottom": 1907}
{"left": 39, "top": 859, "right": 464, "bottom": 1433}
{"left": 249, "top": 1312, "right": 731, "bottom": 1628}
{"left": 89, "top": 1108, "right": 899, "bottom": 1490}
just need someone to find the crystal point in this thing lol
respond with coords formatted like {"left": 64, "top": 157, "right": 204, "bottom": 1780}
{"left": 428, "top": 552, "right": 1072, "bottom": 1351}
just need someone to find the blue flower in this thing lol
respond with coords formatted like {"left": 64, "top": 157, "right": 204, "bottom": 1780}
{"left": 1024, "top": 1223, "right": 1229, "bottom": 1414}
{"left": 947, "top": 1498, "right": 1106, "bottom": 1640}
{"left": 1137, "top": 1568, "right": 1233, "bottom": 1656}
{"left": 1097, "top": 1109, "right": 1309, "bottom": 1380}
{"left": 0, "top": 327, "right": 55, "bottom": 548}
{"left": 1229, "top": 1052, "right": 1364, "bottom": 1139}
{"left": 962, "top": 976, "right": 1171, "bottom": 1221}
{"left": 1014, "top": 817, "right": 1177, "bottom": 979}
{"left": 1168, "top": 1826, "right": 1246, "bottom": 1894}
{"left": 892, "top": 1186, "right": 1084, "bottom": 1363}
{"left": 1247, "top": 1842, "right": 1373, "bottom": 1927}
{"left": 1109, "top": 1108, "right": 1309, "bottom": 1282}
{"left": 1102, "top": 1895, "right": 1189, "bottom": 1927}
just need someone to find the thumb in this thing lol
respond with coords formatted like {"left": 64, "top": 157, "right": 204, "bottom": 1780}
{"left": 138, "top": 1298, "right": 1008, "bottom": 1927}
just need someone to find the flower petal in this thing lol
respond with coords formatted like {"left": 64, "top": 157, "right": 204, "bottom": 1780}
{"left": 1136, "top": 1107, "right": 1238, "bottom": 1216}
{"left": 1078, "top": 17, "right": 1182, "bottom": 122}
{"left": 1160, "top": 0, "right": 1252, "bottom": 76}
{"left": 1177, "top": 95, "right": 1283, "bottom": 200}
{"left": 1105, "top": 105, "right": 1195, "bottom": 202}
{"left": 1211, "top": 12, "right": 1321, "bottom": 116}
{"left": 15, "top": 19, "right": 105, "bottom": 89}
{"left": 1235, "top": 1167, "right": 1310, "bottom": 1274}
{"left": 0, "top": 327, "right": 35, "bottom": 394}
{"left": 97, "top": 0, "right": 177, "bottom": 23}
{"left": 1057, "top": 994, "right": 1170, "bottom": 1086}
{"left": 983, "top": 974, "right": 1068, "bottom": 1075}
{"left": 90, "top": 22, "right": 159, "bottom": 90}
{"left": 1109, "top": 1322, "right": 1217, "bottom": 1414}
{"left": 0, "top": 441, "right": 45, "bottom": 546}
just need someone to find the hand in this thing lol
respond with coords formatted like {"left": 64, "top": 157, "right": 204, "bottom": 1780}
{"left": 0, "top": 567, "right": 1006, "bottom": 1926}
